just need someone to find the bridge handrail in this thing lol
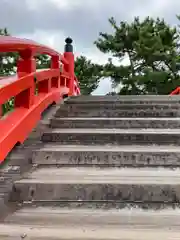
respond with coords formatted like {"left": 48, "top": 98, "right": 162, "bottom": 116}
{"left": 0, "top": 36, "right": 68, "bottom": 65}
{"left": 170, "top": 87, "right": 180, "bottom": 95}
{"left": 0, "top": 36, "right": 80, "bottom": 163}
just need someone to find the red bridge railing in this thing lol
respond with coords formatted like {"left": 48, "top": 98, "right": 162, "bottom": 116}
{"left": 170, "top": 87, "right": 180, "bottom": 95}
{"left": 0, "top": 36, "right": 80, "bottom": 162}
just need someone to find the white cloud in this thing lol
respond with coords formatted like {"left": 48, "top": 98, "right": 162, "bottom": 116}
{"left": 18, "top": 30, "right": 66, "bottom": 52}
{"left": 130, "top": 0, "right": 169, "bottom": 20}
{"left": 49, "top": 0, "right": 110, "bottom": 10}
{"left": 92, "top": 78, "right": 113, "bottom": 95}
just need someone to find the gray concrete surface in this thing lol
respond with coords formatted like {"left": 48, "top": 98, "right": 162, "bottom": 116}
{"left": 13, "top": 167, "right": 180, "bottom": 203}
{"left": 2, "top": 95, "right": 180, "bottom": 238}
{"left": 51, "top": 117, "right": 180, "bottom": 129}
{"left": 55, "top": 108, "right": 180, "bottom": 118}
{"left": 4, "top": 207, "right": 180, "bottom": 227}
{"left": 41, "top": 128, "right": 180, "bottom": 145}
{"left": 0, "top": 223, "right": 179, "bottom": 239}
{"left": 32, "top": 144, "right": 180, "bottom": 167}
{"left": 1, "top": 207, "right": 180, "bottom": 239}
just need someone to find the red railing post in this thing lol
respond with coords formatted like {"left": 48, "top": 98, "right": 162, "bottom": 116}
{"left": 16, "top": 49, "right": 36, "bottom": 108}
{"left": 51, "top": 56, "right": 60, "bottom": 89}
{"left": 63, "top": 38, "right": 74, "bottom": 96}
{"left": 51, "top": 56, "right": 60, "bottom": 69}
{"left": 17, "top": 49, "right": 36, "bottom": 76}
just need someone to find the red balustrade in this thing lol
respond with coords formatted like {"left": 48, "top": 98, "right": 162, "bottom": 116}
{"left": 170, "top": 87, "right": 180, "bottom": 95}
{"left": 0, "top": 36, "right": 80, "bottom": 162}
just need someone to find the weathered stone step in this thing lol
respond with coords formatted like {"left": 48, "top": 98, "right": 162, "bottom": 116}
{"left": 51, "top": 117, "right": 180, "bottom": 129}
{"left": 0, "top": 223, "right": 179, "bottom": 240}
{"left": 13, "top": 167, "right": 180, "bottom": 204}
{"left": 41, "top": 128, "right": 180, "bottom": 145}
{"left": 55, "top": 108, "right": 180, "bottom": 118}
{"left": 32, "top": 145, "right": 180, "bottom": 167}
{"left": 60, "top": 103, "right": 180, "bottom": 110}
{"left": 4, "top": 207, "right": 180, "bottom": 228}
{"left": 66, "top": 95, "right": 180, "bottom": 104}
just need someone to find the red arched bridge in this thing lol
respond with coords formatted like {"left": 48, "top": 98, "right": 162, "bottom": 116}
{"left": 0, "top": 36, "right": 80, "bottom": 162}
{"left": 0, "top": 35, "right": 179, "bottom": 164}
{"left": 2, "top": 36, "right": 180, "bottom": 239}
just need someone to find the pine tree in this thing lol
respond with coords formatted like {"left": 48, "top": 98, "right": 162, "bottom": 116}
{"left": 95, "top": 16, "right": 180, "bottom": 94}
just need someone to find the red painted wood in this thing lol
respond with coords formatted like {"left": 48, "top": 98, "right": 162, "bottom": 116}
{"left": 0, "top": 36, "right": 80, "bottom": 163}
{"left": 64, "top": 52, "right": 75, "bottom": 95}
{"left": 0, "top": 36, "right": 68, "bottom": 65}
{"left": 170, "top": 87, "right": 180, "bottom": 95}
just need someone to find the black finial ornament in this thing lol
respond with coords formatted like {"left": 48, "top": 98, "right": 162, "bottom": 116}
{"left": 65, "top": 37, "right": 73, "bottom": 44}
{"left": 65, "top": 37, "right": 73, "bottom": 52}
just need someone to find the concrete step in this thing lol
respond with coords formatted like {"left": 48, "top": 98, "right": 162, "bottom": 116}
{"left": 32, "top": 145, "right": 180, "bottom": 167}
{"left": 41, "top": 128, "right": 180, "bottom": 145}
{"left": 55, "top": 108, "right": 180, "bottom": 118}
{"left": 59, "top": 103, "right": 180, "bottom": 110}
{"left": 3, "top": 207, "right": 180, "bottom": 227}
{"left": 66, "top": 95, "right": 180, "bottom": 104}
{"left": 51, "top": 117, "right": 180, "bottom": 129}
{"left": 0, "top": 223, "right": 179, "bottom": 239}
{"left": 13, "top": 167, "right": 180, "bottom": 205}
{"left": 65, "top": 95, "right": 180, "bottom": 104}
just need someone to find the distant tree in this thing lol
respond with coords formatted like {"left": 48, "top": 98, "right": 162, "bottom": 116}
{"left": 106, "top": 91, "right": 116, "bottom": 95}
{"left": 95, "top": 16, "right": 180, "bottom": 94}
{"left": 36, "top": 54, "right": 51, "bottom": 69}
{"left": 37, "top": 55, "right": 104, "bottom": 95}
{"left": 0, "top": 28, "right": 18, "bottom": 76}
{"left": 75, "top": 56, "right": 103, "bottom": 95}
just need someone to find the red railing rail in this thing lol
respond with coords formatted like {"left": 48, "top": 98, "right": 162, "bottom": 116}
{"left": 0, "top": 36, "right": 80, "bottom": 162}
{"left": 170, "top": 87, "right": 180, "bottom": 95}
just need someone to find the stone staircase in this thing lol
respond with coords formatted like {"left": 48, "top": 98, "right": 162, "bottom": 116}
{"left": 1, "top": 95, "right": 180, "bottom": 239}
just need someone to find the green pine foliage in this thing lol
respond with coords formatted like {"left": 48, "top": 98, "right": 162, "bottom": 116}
{"left": 75, "top": 56, "right": 103, "bottom": 95}
{"left": 95, "top": 16, "right": 180, "bottom": 94}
